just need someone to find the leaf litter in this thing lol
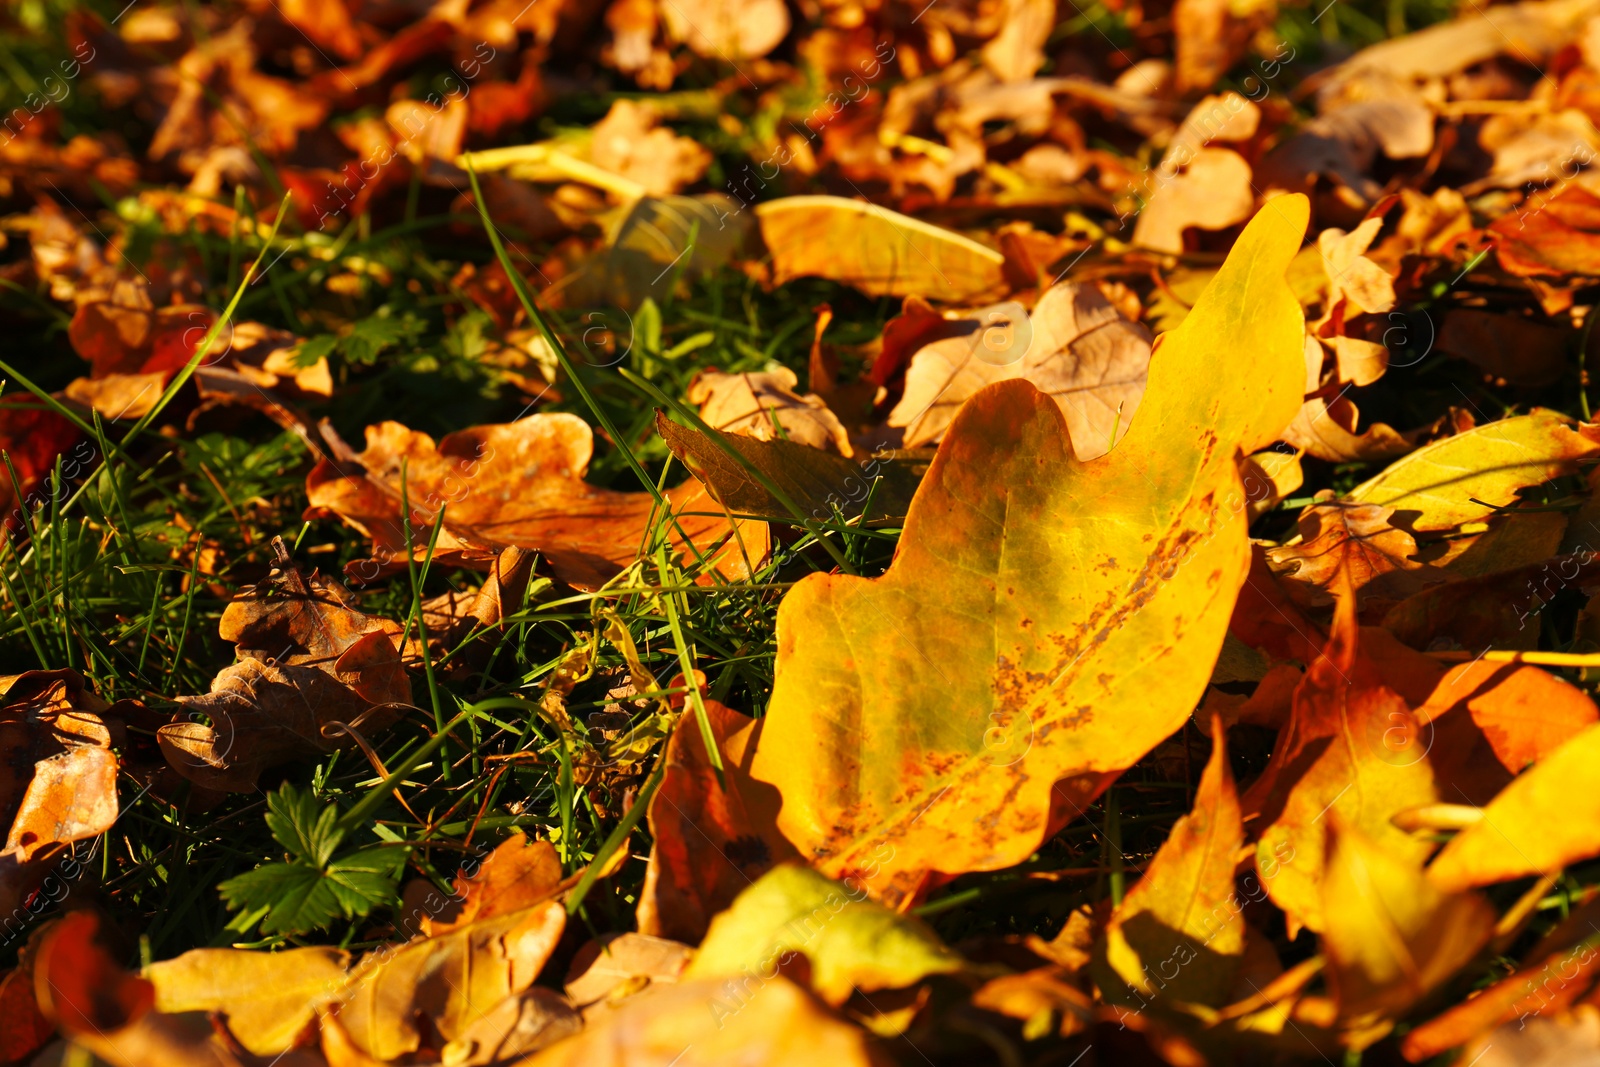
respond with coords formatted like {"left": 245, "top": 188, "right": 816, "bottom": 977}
{"left": 12, "top": 0, "right": 1600, "bottom": 1064}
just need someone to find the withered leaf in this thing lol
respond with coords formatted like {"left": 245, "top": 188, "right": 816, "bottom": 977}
{"left": 655, "top": 412, "right": 920, "bottom": 525}
{"left": 307, "top": 412, "right": 768, "bottom": 590}
{"left": 887, "top": 282, "right": 1152, "bottom": 461}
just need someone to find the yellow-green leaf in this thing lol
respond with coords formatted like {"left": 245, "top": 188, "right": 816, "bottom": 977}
{"left": 684, "top": 864, "right": 963, "bottom": 1006}
{"left": 1345, "top": 411, "right": 1600, "bottom": 530}
{"left": 746, "top": 195, "right": 1311, "bottom": 906}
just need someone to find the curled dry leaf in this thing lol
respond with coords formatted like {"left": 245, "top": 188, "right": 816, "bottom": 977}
{"left": 419, "top": 830, "right": 564, "bottom": 935}
{"left": 1243, "top": 592, "right": 1439, "bottom": 936}
{"left": 887, "top": 281, "right": 1153, "bottom": 461}
{"left": 0, "top": 398, "right": 82, "bottom": 522}
{"left": 160, "top": 546, "right": 411, "bottom": 792}
{"left": 306, "top": 412, "right": 768, "bottom": 590}
{"left": 1133, "top": 148, "right": 1255, "bottom": 254}
{"left": 0, "top": 671, "right": 123, "bottom": 915}
{"left": 1266, "top": 503, "right": 1445, "bottom": 609}
{"left": 636, "top": 699, "right": 796, "bottom": 943}
{"left": 1282, "top": 391, "right": 1414, "bottom": 463}
{"left": 588, "top": 101, "right": 711, "bottom": 197}
{"left": 755, "top": 195, "right": 1007, "bottom": 303}
{"left": 1320, "top": 818, "right": 1495, "bottom": 1042}
{"left": 1097, "top": 719, "right": 1246, "bottom": 1011}
{"left": 1428, "top": 722, "right": 1600, "bottom": 892}
{"left": 336, "top": 894, "right": 569, "bottom": 1061}
{"left": 684, "top": 864, "right": 964, "bottom": 1006}
{"left": 687, "top": 366, "right": 853, "bottom": 454}
{"left": 745, "top": 198, "right": 1310, "bottom": 907}
{"left": 518, "top": 975, "right": 885, "bottom": 1067}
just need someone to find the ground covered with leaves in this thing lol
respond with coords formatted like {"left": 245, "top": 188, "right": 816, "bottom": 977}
{"left": 8, "top": 0, "right": 1600, "bottom": 1064}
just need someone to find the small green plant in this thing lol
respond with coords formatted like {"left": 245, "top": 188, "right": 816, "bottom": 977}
{"left": 219, "top": 783, "right": 403, "bottom": 938}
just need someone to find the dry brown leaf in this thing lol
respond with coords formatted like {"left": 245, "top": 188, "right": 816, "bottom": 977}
{"left": 517, "top": 975, "right": 885, "bottom": 1066}
{"left": 159, "top": 543, "right": 411, "bottom": 792}
{"left": 1173, "top": 0, "right": 1276, "bottom": 92}
{"left": 1435, "top": 309, "right": 1570, "bottom": 387}
{"left": 589, "top": 100, "right": 711, "bottom": 196}
{"left": 306, "top": 413, "right": 768, "bottom": 590}
{"left": 1266, "top": 503, "right": 1446, "bottom": 610}
{"left": 1133, "top": 148, "right": 1255, "bottom": 253}
{"left": 1282, "top": 391, "right": 1413, "bottom": 463}
{"left": 0, "top": 672, "right": 123, "bottom": 916}
{"left": 1244, "top": 590, "right": 1439, "bottom": 936}
{"left": 636, "top": 700, "right": 796, "bottom": 943}
{"left": 565, "top": 933, "right": 693, "bottom": 1009}
{"left": 336, "top": 897, "right": 568, "bottom": 1061}
{"left": 980, "top": 0, "right": 1057, "bottom": 83}
{"left": 421, "top": 831, "right": 564, "bottom": 936}
{"left": 887, "top": 281, "right": 1152, "bottom": 460}
{"left": 687, "top": 367, "right": 853, "bottom": 454}
{"left": 1493, "top": 185, "right": 1600, "bottom": 279}
{"left": 660, "top": 0, "right": 790, "bottom": 59}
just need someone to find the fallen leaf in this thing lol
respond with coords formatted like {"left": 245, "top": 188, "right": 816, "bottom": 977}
{"left": 561, "top": 194, "right": 755, "bottom": 309}
{"left": 1435, "top": 309, "right": 1571, "bottom": 388}
{"left": 306, "top": 412, "right": 769, "bottom": 590}
{"left": 1461, "top": 1006, "right": 1600, "bottom": 1067}
{"left": 0, "top": 671, "right": 123, "bottom": 915}
{"left": 1266, "top": 503, "right": 1444, "bottom": 609}
{"left": 887, "top": 281, "right": 1153, "bottom": 461}
{"left": 980, "top": 0, "right": 1057, "bottom": 83}
{"left": 336, "top": 897, "right": 568, "bottom": 1061}
{"left": 746, "top": 197, "right": 1310, "bottom": 906}
{"left": 0, "top": 399, "right": 82, "bottom": 523}
{"left": 1245, "top": 592, "right": 1439, "bottom": 935}
{"left": 1172, "top": 0, "right": 1275, "bottom": 92}
{"left": 1133, "top": 148, "right": 1256, "bottom": 254}
{"left": 1320, "top": 817, "right": 1495, "bottom": 1040}
{"left": 688, "top": 366, "right": 853, "bottom": 455}
{"left": 636, "top": 699, "right": 796, "bottom": 943}
{"left": 1493, "top": 185, "right": 1600, "bottom": 279}
{"left": 1344, "top": 411, "right": 1600, "bottom": 530}
{"left": 566, "top": 933, "right": 693, "bottom": 1008}
{"left": 443, "top": 987, "right": 583, "bottom": 1065}
{"left": 1428, "top": 721, "right": 1600, "bottom": 892}
{"left": 656, "top": 412, "right": 920, "bottom": 523}
{"left": 589, "top": 101, "right": 711, "bottom": 196}
{"left": 755, "top": 195, "right": 1007, "bottom": 302}
{"left": 421, "top": 831, "right": 564, "bottom": 935}
{"left": 1282, "top": 391, "right": 1414, "bottom": 463}
{"left": 1401, "top": 913, "right": 1600, "bottom": 1059}
{"left": 1099, "top": 719, "right": 1246, "bottom": 1010}
{"left": 517, "top": 975, "right": 884, "bottom": 1067}
{"left": 143, "top": 946, "right": 350, "bottom": 1055}
{"left": 660, "top": 0, "right": 790, "bottom": 59}
{"left": 685, "top": 864, "right": 964, "bottom": 1006}
{"left": 159, "top": 543, "right": 411, "bottom": 792}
